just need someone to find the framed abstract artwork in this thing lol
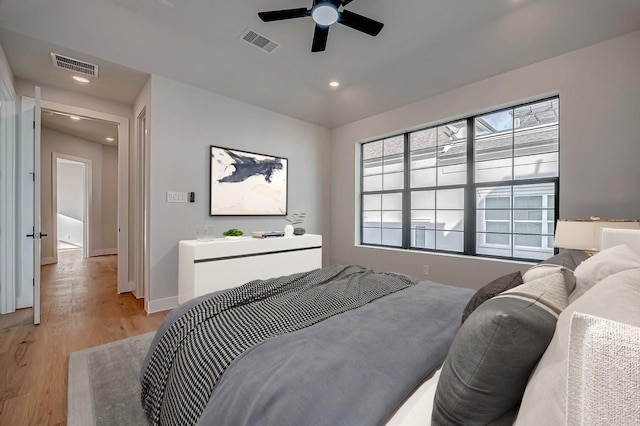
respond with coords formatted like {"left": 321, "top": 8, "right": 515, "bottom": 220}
{"left": 210, "top": 146, "right": 288, "bottom": 216}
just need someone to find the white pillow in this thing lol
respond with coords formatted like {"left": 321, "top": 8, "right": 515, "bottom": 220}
{"left": 523, "top": 265, "right": 576, "bottom": 293}
{"left": 570, "top": 244, "right": 640, "bottom": 303}
{"left": 566, "top": 312, "right": 640, "bottom": 426}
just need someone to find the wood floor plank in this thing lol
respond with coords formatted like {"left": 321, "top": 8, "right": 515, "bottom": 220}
{"left": 0, "top": 250, "right": 168, "bottom": 426}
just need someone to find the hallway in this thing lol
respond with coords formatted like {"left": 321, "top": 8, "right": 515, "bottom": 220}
{"left": 0, "top": 250, "right": 167, "bottom": 425}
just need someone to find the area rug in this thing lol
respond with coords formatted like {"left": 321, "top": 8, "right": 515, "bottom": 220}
{"left": 67, "top": 332, "right": 155, "bottom": 426}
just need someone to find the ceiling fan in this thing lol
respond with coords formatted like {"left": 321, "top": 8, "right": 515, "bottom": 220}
{"left": 258, "top": 0, "right": 384, "bottom": 52}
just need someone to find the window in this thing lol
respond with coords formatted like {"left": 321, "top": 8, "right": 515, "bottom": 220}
{"left": 362, "top": 136, "right": 404, "bottom": 247}
{"left": 360, "top": 97, "right": 559, "bottom": 261}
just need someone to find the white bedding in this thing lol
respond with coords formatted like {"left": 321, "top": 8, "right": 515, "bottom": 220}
{"left": 386, "top": 368, "right": 442, "bottom": 425}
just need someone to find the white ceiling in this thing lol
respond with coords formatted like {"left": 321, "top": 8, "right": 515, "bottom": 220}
{"left": 0, "top": 29, "right": 149, "bottom": 106}
{"left": 42, "top": 108, "right": 119, "bottom": 146}
{"left": 1, "top": 0, "right": 639, "bottom": 128}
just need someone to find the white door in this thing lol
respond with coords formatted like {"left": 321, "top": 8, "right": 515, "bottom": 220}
{"left": 19, "top": 88, "right": 43, "bottom": 324}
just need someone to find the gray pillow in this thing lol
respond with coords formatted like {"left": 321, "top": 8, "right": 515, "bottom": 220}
{"left": 461, "top": 271, "right": 523, "bottom": 324}
{"left": 539, "top": 249, "right": 588, "bottom": 270}
{"left": 432, "top": 271, "right": 570, "bottom": 426}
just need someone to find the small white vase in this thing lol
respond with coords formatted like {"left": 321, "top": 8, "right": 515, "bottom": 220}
{"left": 284, "top": 224, "right": 294, "bottom": 237}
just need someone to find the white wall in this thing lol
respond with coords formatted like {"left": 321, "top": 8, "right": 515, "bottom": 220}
{"left": 146, "top": 75, "right": 331, "bottom": 307}
{"left": 57, "top": 159, "right": 85, "bottom": 220}
{"left": 57, "top": 214, "right": 83, "bottom": 247}
{"left": 56, "top": 159, "right": 85, "bottom": 247}
{"left": 41, "top": 127, "right": 118, "bottom": 258}
{"left": 0, "top": 41, "right": 17, "bottom": 313}
{"left": 330, "top": 31, "right": 640, "bottom": 290}
{"left": 101, "top": 145, "right": 118, "bottom": 249}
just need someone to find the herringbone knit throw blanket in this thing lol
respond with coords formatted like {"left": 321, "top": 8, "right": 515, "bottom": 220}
{"left": 141, "top": 265, "right": 414, "bottom": 425}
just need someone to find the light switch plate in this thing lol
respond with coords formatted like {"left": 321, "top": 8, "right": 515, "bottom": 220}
{"left": 167, "top": 191, "right": 188, "bottom": 203}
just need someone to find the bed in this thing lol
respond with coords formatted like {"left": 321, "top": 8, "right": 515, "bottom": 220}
{"left": 140, "top": 265, "right": 474, "bottom": 425}
{"left": 140, "top": 228, "right": 640, "bottom": 425}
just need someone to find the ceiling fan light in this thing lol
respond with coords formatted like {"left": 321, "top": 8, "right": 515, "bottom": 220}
{"left": 312, "top": 5, "right": 339, "bottom": 26}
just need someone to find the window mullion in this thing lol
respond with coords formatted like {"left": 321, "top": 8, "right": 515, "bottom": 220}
{"left": 360, "top": 143, "right": 364, "bottom": 245}
{"left": 465, "top": 117, "right": 475, "bottom": 255}
{"left": 402, "top": 133, "right": 411, "bottom": 249}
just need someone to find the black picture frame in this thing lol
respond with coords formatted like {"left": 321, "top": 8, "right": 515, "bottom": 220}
{"left": 209, "top": 145, "right": 288, "bottom": 216}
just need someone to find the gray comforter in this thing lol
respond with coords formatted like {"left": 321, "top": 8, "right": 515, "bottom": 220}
{"left": 143, "top": 268, "right": 473, "bottom": 426}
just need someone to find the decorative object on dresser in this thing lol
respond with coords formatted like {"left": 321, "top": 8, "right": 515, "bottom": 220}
{"left": 251, "top": 230, "right": 284, "bottom": 238}
{"left": 196, "top": 224, "right": 215, "bottom": 241}
{"left": 209, "top": 145, "right": 288, "bottom": 216}
{"left": 222, "top": 228, "right": 244, "bottom": 239}
{"left": 285, "top": 212, "right": 306, "bottom": 236}
{"left": 554, "top": 217, "right": 640, "bottom": 255}
{"left": 178, "top": 234, "right": 322, "bottom": 304}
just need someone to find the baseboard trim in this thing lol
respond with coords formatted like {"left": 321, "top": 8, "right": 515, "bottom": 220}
{"left": 91, "top": 248, "right": 117, "bottom": 257}
{"left": 146, "top": 296, "right": 178, "bottom": 314}
{"left": 130, "top": 281, "right": 144, "bottom": 299}
{"left": 41, "top": 257, "right": 56, "bottom": 266}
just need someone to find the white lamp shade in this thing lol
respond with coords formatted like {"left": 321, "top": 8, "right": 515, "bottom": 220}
{"left": 555, "top": 220, "right": 640, "bottom": 251}
{"left": 554, "top": 221, "right": 599, "bottom": 251}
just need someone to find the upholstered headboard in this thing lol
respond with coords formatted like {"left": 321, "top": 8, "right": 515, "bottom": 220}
{"left": 601, "top": 228, "right": 640, "bottom": 254}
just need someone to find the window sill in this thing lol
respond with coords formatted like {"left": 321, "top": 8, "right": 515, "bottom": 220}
{"left": 354, "top": 244, "right": 537, "bottom": 266}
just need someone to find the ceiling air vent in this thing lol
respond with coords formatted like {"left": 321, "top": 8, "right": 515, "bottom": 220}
{"left": 240, "top": 28, "right": 280, "bottom": 54}
{"left": 50, "top": 52, "right": 99, "bottom": 77}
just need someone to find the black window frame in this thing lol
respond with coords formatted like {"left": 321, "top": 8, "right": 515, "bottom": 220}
{"left": 359, "top": 96, "right": 560, "bottom": 262}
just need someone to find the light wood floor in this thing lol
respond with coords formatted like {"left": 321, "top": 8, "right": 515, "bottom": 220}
{"left": 0, "top": 250, "right": 168, "bottom": 425}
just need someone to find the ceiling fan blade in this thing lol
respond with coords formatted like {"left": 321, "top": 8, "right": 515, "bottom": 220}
{"left": 338, "top": 9, "right": 384, "bottom": 36}
{"left": 258, "top": 8, "right": 310, "bottom": 22}
{"left": 311, "top": 25, "right": 329, "bottom": 52}
{"left": 341, "top": 0, "right": 355, "bottom": 6}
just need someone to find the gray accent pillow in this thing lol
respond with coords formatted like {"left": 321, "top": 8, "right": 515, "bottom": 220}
{"left": 432, "top": 271, "right": 570, "bottom": 426}
{"left": 539, "top": 249, "right": 588, "bottom": 270}
{"left": 461, "top": 271, "right": 523, "bottom": 324}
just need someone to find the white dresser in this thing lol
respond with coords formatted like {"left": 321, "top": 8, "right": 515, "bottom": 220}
{"left": 178, "top": 234, "right": 322, "bottom": 304}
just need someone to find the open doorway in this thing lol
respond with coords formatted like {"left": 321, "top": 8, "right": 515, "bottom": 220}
{"left": 18, "top": 95, "right": 130, "bottom": 319}
{"left": 40, "top": 108, "right": 119, "bottom": 265}
{"left": 53, "top": 155, "right": 90, "bottom": 259}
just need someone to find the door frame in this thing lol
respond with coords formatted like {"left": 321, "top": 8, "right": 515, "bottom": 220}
{"left": 0, "top": 79, "right": 16, "bottom": 314}
{"left": 52, "top": 153, "right": 92, "bottom": 261}
{"left": 18, "top": 97, "right": 130, "bottom": 307}
{"left": 133, "top": 107, "right": 148, "bottom": 299}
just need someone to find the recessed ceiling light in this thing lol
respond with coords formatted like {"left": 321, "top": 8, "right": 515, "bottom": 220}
{"left": 72, "top": 76, "right": 90, "bottom": 84}
{"left": 70, "top": 115, "right": 82, "bottom": 121}
{"left": 106, "top": 137, "right": 115, "bottom": 142}
{"left": 329, "top": 80, "right": 340, "bottom": 88}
